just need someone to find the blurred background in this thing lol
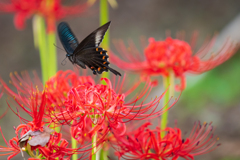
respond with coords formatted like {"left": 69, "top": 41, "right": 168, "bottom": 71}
{"left": 0, "top": 0, "right": 240, "bottom": 160}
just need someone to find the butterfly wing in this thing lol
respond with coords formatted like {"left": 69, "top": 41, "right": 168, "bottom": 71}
{"left": 73, "top": 21, "right": 111, "bottom": 54}
{"left": 58, "top": 21, "right": 121, "bottom": 76}
{"left": 57, "top": 22, "right": 79, "bottom": 56}
{"left": 74, "top": 47, "right": 121, "bottom": 76}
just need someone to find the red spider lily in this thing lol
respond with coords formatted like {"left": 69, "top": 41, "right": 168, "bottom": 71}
{"left": 45, "top": 70, "right": 95, "bottom": 107}
{"left": 0, "top": 88, "right": 80, "bottom": 159}
{"left": 0, "top": 70, "right": 176, "bottom": 158}
{"left": 0, "top": 124, "right": 77, "bottom": 159}
{"left": 49, "top": 76, "right": 176, "bottom": 144}
{"left": 0, "top": 70, "right": 94, "bottom": 112}
{"left": 0, "top": 91, "right": 49, "bottom": 159}
{"left": 111, "top": 121, "right": 220, "bottom": 160}
{"left": 0, "top": 71, "right": 42, "bottom": 99}
{"left": 110, "top": 34, "right": 239, "bottom": 90}
{"left": 5, "top": 87, "right": 48, "bottom": 130}
{"left": 0, "top": 127, "right": 20, "bottom": 160}
{"left": 37, "top": 132, "right": 76, "bottom": 159}
{"left": 0, "top": 0, "right": 90, "bottom": 32}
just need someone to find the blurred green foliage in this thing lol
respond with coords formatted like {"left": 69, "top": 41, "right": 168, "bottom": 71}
{"left": 182, "top": 51, "right": 240, "bottom": 111}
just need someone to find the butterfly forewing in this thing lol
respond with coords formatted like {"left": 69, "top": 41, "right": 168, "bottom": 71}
{"left": 73, "top": 21, "right": 111, "bottom": 54}
{"left": 58, "top": 22, "right": 79, "bottom": 55}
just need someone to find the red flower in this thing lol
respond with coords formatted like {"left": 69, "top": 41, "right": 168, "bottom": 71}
{"left": 4, "top": 86, "right": 49, "bottom": 131}
{"left": 45, "top": 70, "right": 95, "bottom": 108}
{"left": 112, "top": 121, "right": 220, "bottom": 160}
{"left": 0, "top": 128, "right": 20, "bottom": 160}
{"left": 0, "top": 91, "right": 52, "bottom": 159}
{"left": 0, "top": 70, "right": 176, "bottom": 159}
{"left": 38, "top": 132, "right": 77, "bottom": 159}
{"left": 0, "top": 84, "right": 79, "bottom": 159}
{"left": 0, "top": 124, "right": 76, "bottom": 159}
{"left": 0, "top": 0, "right": 90, "bottom": 32}
{"left": 0, "top": 70, "right": 94, "bottom": 112}
{"left": 0, "top": 71, "right": 42, "bottom": 99}
{"left": 110, "top": 35, "right": 239, "bottom": 90}
{"left": 48, "top": 76, "right": 175, "bottom": 146}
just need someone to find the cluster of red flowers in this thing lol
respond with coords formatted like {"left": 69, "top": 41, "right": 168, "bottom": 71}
{"left": 0, "top": 0, "right": 90, "bottom": 32}
{"left": 112, "top": 121, "right": 219, "bottom": 160}
{"left": 0, "top": 70, "right": 179, "bottom": 159}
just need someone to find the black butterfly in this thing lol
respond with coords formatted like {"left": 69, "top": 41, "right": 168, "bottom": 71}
{"left": 57, "top": 21, "right": 121, "bottom": 76}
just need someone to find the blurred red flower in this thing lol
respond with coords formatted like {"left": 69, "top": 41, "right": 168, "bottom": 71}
{"left": 112, "top": 121, "right": 220, "bottom": 160}
{"left": 0, "top": 0, "right": 90, "bottom": 32}
{"left": 111, "top": 35, "right": 239, "bottom": 90}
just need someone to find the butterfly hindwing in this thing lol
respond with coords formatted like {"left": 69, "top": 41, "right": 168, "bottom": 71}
{"left": 57, "top": 22, "right": 79, "bottom": 55}
{"left": 73, "top": 47, "right": 121, "bottom": 76}
{"left": 73, "top": 22, "right": 111, "bottom": 54}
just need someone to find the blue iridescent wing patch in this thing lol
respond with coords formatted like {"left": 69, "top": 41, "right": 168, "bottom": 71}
{"left": 57, "top": 22, "right": 79, "bottom": 56}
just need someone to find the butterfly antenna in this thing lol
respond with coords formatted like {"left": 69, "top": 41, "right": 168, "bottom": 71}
{"left": 61, "top": 57, "right": 68, "bottom": 66}
{"left": 53, "top": 43, "right": 65, "bottom": 51}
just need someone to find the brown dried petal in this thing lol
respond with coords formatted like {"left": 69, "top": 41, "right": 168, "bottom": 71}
{"left": 28, "top": 126, "right": 54, "bottom": 147}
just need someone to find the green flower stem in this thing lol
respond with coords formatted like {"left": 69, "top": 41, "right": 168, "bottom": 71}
{"left": 47, "top": 32, "right": 57, "bottom": 78}
{"left": 160, "top": 71, "right": 175, "bottom": 138}
{"left": 99, "top": 0, "right": 110, "bottom": 157}
{"left": 35, "top": 15, "right": 48, "bottom": 84}
{"left": 100, "top": 145, "right": 108, "bottom": 159}
{"left": 100, "top": 0, "right": 109, "bottom": 47}
{"left": 92, "top": 125, "right": 97, "bottom": 160}
{"left": 169, "top": 71, "right": 175, "bottom": 98}
{"left": 100, "top": 0, "right": 110, "bottom": 80}
{"left": 71, "top": 133, "right": 78, "bottom": 160}
{"left": 34, "top": 13, "right": 60, "bottom": 139}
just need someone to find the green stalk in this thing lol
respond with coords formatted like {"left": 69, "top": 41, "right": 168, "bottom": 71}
{"left": 45, "top": 0, "right": 57, "bottom": 79}
{"left": 71, "top": 133, "right": 78, "bottom": 160}
{"left": 47, "top": 32, "right": 57, "bottom": 78}
{"left": 34, "top": 15, "right": 48, "bottom": 84}
{"left": 70, "top": 112, "right": 77, "bottom": 160}
{"left": 100, "top": 0, "right": 110, "bottom": 80}
{"left": 98, "top": 0, "right": 110, "bottom": 158}
{"left": 92, "top": 130, "right": 97, "bottom": 160}
{"left": 160, "top": 71, "right": 175, "bottom": 138}
{"left": 100, "top": 144, "right": 108, "bottom": 159}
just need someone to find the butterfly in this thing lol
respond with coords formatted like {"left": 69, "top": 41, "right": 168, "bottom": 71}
{"left": 57, "top": 21, "right": 121, "bottom": 76}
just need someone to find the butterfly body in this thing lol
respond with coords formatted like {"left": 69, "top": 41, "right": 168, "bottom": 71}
{"left": 58, "top": 21, "right": 121, "bottom": 76}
